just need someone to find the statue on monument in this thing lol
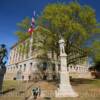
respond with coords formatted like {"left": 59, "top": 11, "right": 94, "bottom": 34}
{"left": 55, "top": 38, "right": 78, "bottom": 97}
{"left": 59, "top": 38, "right": 65, "bottom": 54}
{"left": 0, "top": 44, "right": 7, "bottom": 94}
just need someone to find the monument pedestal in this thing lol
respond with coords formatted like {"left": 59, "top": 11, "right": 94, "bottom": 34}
{"left": 55, "top": 71, "right": 78, "bottom": 97}
{"left": 55, "top": 38, "right": 78, "bottom": 97}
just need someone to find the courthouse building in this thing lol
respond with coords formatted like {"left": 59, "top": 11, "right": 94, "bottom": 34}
{"left": 5, "top": 27, "right": 90, "bottom": 80}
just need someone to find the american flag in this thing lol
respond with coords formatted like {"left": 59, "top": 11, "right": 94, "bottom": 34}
{"left": 28, "top": 11, "right": 35, "bottom": 35}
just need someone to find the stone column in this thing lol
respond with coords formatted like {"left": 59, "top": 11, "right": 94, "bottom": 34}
{"left": 16, "top": 48, "right": 18, "bottom": 63}
{"left": 13, "top": 48, "right": 16, "bottom": 64}
{"left": 23, "top": 43, "right": 26, "bottom": 60}
{"left": 19, "top": 46, "right": 21, "bottom": 61}
{"left": 15, "top": 48, "right": 18, "bottom": 63}
{"left": 16, "top": 47, "right": 19, "bottom": 62}
{"left": 26, "top": 41, "right": 29, "bottom": 58}
{"left": 9, "top": 50, "right": 12, "bottom": 64}
{"left": 29, "top": 37, "right": 33, "bottom": 57}
{"left": 20, "top": 45, "right": 23, "bottom": 61}
{"left": 55, "top": 38, "right": 78, "bottom": 97}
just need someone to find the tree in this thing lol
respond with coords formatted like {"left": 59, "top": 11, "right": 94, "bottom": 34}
{"left": 90, "top": 40, "right": 100, "bottom": 71}
{"left": 37, "top": 2, "right": 100, "bottom": 63}
{"left": 41, "top": 2, "right": 99, "bottom": 45}
{"left": 15, "top": 17, "right": 31, "bottom": 41}
{"left": 15, "top": 2, "right": 100, "bottom": 64}
{"left": 15, "top": 17, "right": 33, "bottom": 56}
{"left": 0, "top": 44, "right": 7, "bottom": 94}
{"left": 32, "top": 26, "right": 57, "bottom": 59}
{"left": 90, "top": 41, "right": 100, "bottom": 62}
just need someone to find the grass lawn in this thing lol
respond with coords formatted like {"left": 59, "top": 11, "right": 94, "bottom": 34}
{"left": 0, "top": 79, "right": 100, "bottom": 100}
{"left": 2, "top": 80, "right": 20, "bottom": 92}
{"left": 1, "top": 80, "right": 33, "bottom": 100}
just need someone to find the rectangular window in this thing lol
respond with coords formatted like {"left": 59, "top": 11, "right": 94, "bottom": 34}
{"left": 30, "top": 63, "right": 32, "bottom": 66}
{"left": 20, "top": 65, "right": 22, "bottom": 69}
{"left": 24, "top": 64, "right": 26, "bottom": 71}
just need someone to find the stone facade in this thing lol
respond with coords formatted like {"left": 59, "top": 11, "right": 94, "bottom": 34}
{"left": 5, "top": 29, "right": 90, "bottom": 80}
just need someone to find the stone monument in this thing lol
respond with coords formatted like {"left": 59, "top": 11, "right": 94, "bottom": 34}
{"left": 55, "top": 38, "right": 78, "bottom": 97}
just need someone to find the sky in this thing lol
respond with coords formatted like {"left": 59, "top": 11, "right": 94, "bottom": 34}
{"left": 0, "top": 0, "right": 100, "bottom": 62}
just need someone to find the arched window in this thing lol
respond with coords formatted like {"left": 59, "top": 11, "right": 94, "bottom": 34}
{"left": 20, "top": 65, "right": 22, "bottom": 69}
{"left": 58, "top": 64, "right": 61, "bottom": 71}
{"left": 52, "top": 63, "right": 55, "bottom": 71}
{"left": 16, "top": 66, "right": 18, "bottom": 69}
{"left": 70, "top": 66, "right": 72, "bottom": 69}
{"left": 24, "top": 64, "right": 26, "bottom": 71}
{"left": 30, "top": 62, "right": 32, "bottom": 66}
{"left": 43, "top": 62, "right": 47, "bottom": 71}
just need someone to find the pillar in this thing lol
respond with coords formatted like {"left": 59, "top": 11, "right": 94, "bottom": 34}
{"left": 55, "top": 38, "right": 78, "bottom": 97}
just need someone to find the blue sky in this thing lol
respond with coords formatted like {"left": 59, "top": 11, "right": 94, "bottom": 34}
{"left": 0, "top": 0, "right": 100, "bottom": 57}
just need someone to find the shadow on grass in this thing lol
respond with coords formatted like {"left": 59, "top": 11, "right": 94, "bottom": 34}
{"left": 46, "top": 78, "right": 96, "bottom": 87}
{"left": 2, "top": 88, "right": 15, "bottom": 94}
{"left": 70, "top": 78, "right": 96, "bottom": 86}
{"left": 47, "top": 78, "right": 96, "bottom": 86}
{"left": 44, "top": 97, "right": 51, "bottom": 100}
